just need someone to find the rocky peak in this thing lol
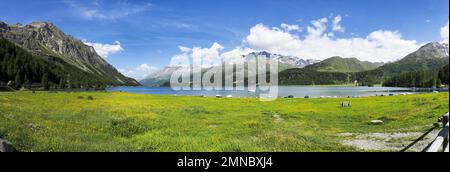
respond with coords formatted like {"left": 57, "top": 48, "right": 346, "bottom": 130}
{"left": 0, "top": 21, "right": 139, "bottom": 86}
{"left": 27, "top": 21, "right": 67, "bottom": 38}
{"left": 419, "top": 42, "right": 447, "bottom": 51}
{"left": 1, "top": 21, "right": 100, "bottom": 65}
{"left": 248, "top": 51, "right": 273, "bottom": 57}
{"left": 439, "top": 43, "right": 449, "bottom": 56}
{"left": 246, "top": 51, "right": 317, "bottom": 68}
{"left": 28, "top": 21, "right": 54, "bottom": 28}
{"left": 404, "top": 42, "right": 449, "bottom": 61}
{"left": 257, "top": 51, "right": 272, "bottom": 57}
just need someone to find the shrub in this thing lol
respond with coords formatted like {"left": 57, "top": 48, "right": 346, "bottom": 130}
{"left": 109, "top": 117, "right": 149, "bottom": 137}
{"left": 183, "top": 106, "right": 211, "bottom": 115}
{"left": 87, "top": 96, "right": 94, "bottom": 100}
{"left": 77, "top": 96, "right": 84, "bottom": 99}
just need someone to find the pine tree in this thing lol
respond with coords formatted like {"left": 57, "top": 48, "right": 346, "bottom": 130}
{"left": 59, "top": 78, "right": 65, "bottom": 89}
{"left": 15, "top": 70, "right": 22, "bottom": 86}
{"left": 42, "top": 72, "right": 49, "bottom": 89}
{"left": 24, "top": 74, "right": 30, "bottom": 88}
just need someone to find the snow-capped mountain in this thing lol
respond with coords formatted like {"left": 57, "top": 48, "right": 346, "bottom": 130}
{"left": 416, "top": 42, "right": 449, "bottom": 57}
{"left": 140, "top": 51, "right": 318, "bottom": 86}
{"left": 245, "top": 51, "right": 319, "bottom": 68}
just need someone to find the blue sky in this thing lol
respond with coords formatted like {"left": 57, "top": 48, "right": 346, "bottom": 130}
{"left": 0, "top": 0, "right": 448, "bottom": 79}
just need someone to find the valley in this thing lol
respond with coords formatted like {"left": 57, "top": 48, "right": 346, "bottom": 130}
{"left": 0, "top": 19, "right": 448, "bottom": 153}
{"left": 0, "top": 91, "right": 448, "bottom": 152}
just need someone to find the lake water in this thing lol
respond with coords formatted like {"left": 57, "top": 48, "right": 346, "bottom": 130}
{"left": 107, "top": 86, "right": 421, "bottom": 98}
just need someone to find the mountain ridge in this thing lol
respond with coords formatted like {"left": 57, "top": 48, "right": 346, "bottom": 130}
{"left": 0, "top": 21, "right": 139, "bottom": 88}
{"left": 142, "top": 42, "right": 449, "bottom": 87}
{"left": 279, "top": 42, "right": 449, "bottom": 86}
{"left": 353, "top": 42, "right": 449, "bottom": 84}
{"left": 140, "top": 51, "right": 319, "bottom": 86}
{"left": 303, "top": 56, "right": 384, "bottom": 73}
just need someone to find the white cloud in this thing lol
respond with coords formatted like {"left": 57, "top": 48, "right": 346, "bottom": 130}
{"left": 167, "top": 16, "right": 434, "bottom": 64}
{"left": 245, "top": 20, "right": 420, "bottom": 62}
{"left": 119, "top": 64, "right": 159, "bottom": 80}
{"left": 280, "top": 23, "right": 302, "bottom": 32}
{"left": 327, "top": 32, "right": 335, "bottom": 37}
{"left": 221, "top": 47, "right": 255, "bottom": 62}
{"left": 426, "top": 19, "right": 431, "bottom": 23}
{"left": 191, "top": 42, "right": 224, "bottom": 66}
{"left": 245, "top": 24, "right": 299, "bottom": 52}
{"left": 169, "top": 53, "right": 191, "bottom": 67}
{"left": 170, "top": 43, "right": 254, "bottom": 67}
{"left": 441, "top": 21, "right": 449, "bottom": 43}
{"left": 332, "top": 15, "right": 345, "bottom": 32}
{"left": 160, "top": 22, "right": 195, "bottom": 29}
{"left": 307, "top": 17, "right": 328, "bottom": 38}
{"left": 136, "top": 64, "right": 154, "bottom": 72}
{"left": 84, "top": 40, "right": 124, "bottom": 58}
{"left": 177, "top": 46, "right": 192, "bottom": 53}
{"left": 168, "top": 43, "right": 226, "bottom": 68}
{"left": 65, "top": 0, "right": 151, "bottom": 20}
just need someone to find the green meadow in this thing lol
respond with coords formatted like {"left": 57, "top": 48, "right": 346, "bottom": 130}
{"left": 0, "top": 91, "right": 448, "bottom": 152}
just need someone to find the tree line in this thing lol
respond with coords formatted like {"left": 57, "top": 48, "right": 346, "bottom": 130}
{"left": 278, "top": 63, "right": 449, "bottom": 87}
{"left": 0, "top": 38, "right": 113, "bottom": 90}
{"left": 382, "top": 64, "right": 449, "bottom": 87}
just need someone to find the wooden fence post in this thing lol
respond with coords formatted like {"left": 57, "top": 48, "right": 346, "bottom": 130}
{"left": 442, "top": 114, "right": 449, "bottom": 151}
{"left": 426, "top": 113, "right": 449, "bottom": 152}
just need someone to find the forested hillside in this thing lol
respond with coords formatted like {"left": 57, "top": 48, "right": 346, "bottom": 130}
{"left": 303, "top": 56, "right": 383, "bottom": 73}
{"left": 0, "top": 38, "right": 128, "bottom": 89}
{"left": 279, "top": 42, "right": 449, "bottom": 87}
{"left": 0, "top": 21, "right": 139, "bottom": 89}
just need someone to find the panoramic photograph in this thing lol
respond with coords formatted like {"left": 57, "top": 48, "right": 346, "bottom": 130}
{"left": 0, "top": 0, "right": 449, "bottom": 156}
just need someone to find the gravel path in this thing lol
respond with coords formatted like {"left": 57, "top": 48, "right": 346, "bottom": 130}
{"left": 339, "top": 129, "right": 441, "bottom": 152}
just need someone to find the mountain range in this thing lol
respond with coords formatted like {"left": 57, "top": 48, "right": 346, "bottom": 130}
{"left": 353, "top": 42, "right": 449, "bottom": 85}
{"left": 0, "top": 21, "right": 139, "bottom": 89}
{"left": 142, "top": 42, "right": 448, "bottom": 87}
{"left": 245, "top": 51, "right": 319, "bottom": 69}
{"left": 140, "top": 51, "right": 319, "bottom": 86}
{"left": 140, "top": 52, "right": 386, "bottom": 86}
{"left": 280, "top": 42, "right": 449, "bottom": 86}
{"left": 1, "top": 21, "right": 448, "bottom": 89}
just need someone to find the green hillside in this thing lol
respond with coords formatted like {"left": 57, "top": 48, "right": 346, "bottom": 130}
{"left": 0, "top": 38, "right": 131, "bottom": 89}
{"left": 304, "top": 56, "right": 383, "bottom": 73}
{"left": 0, "top": 21, "right": 139, "bottom": 89}
{"left": 279, "top": 68, "right": 351, "bottom": 85}
{"left": 438, "top": 64, "right": 449, "bottom": 85}
{"left": 280, "top": 43, "right": 449, "bottom": 86}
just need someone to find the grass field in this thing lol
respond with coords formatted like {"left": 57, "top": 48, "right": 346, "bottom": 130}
{"left": 0, "top": 91, "right": 448, "bottom": 152}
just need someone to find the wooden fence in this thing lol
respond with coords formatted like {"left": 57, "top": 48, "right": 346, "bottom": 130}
{"left": 426, "top": 113, "right": 449, "bottom": 152}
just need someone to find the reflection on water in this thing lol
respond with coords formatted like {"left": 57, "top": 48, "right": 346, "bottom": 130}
{"left": 106, "top": 86, "right": 436, "bottom": 98}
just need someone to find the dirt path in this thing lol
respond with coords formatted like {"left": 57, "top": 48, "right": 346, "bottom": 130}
{"left": 339, "top": 129, "right": 440, "bottom": 152}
